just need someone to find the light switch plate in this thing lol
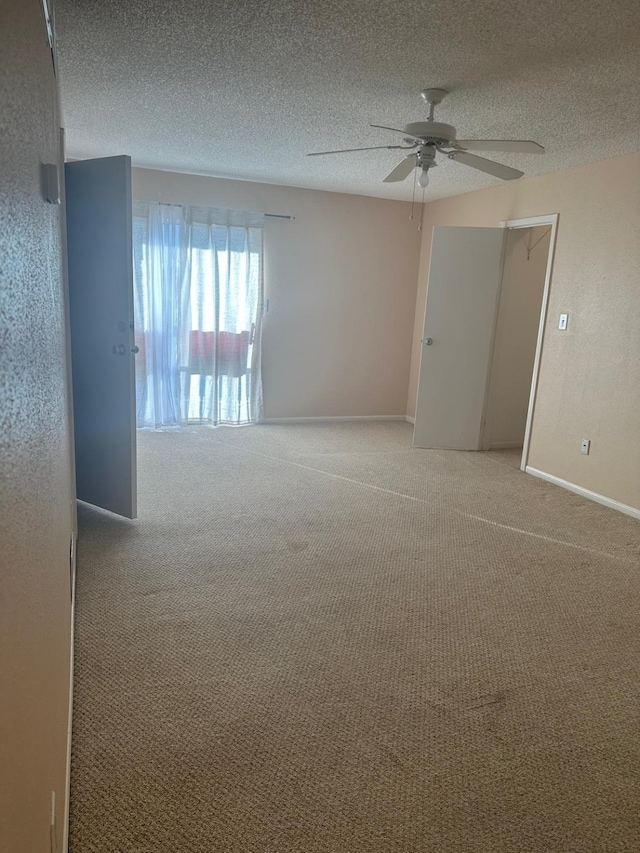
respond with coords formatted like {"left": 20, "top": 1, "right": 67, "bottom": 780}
{"left": 41, "top": 163, "right": 60, "bottom": 204}
{"left": 581, "top": 439, "right": 590, "bottom": 455}
{"left": 559, "top": 313, "right": 568, "bottom": 330}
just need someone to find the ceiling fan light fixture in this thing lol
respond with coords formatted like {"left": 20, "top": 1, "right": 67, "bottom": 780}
{"left": 417, "top": 166, "right": 430, "bottom": 188}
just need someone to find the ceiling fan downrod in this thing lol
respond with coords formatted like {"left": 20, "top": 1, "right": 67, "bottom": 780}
{"left": 420, "top": 88, "right": 448, "bottom": 120}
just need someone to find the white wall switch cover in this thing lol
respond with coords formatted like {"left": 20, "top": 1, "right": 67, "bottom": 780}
{"left": 41, "top": 163, "right": 60, "bottom": 204}
{"left": 581, "top": 439, "right": 590, "bottom": 455}
{"left": 559, "top": 313, "right": 568, "bottom": 330}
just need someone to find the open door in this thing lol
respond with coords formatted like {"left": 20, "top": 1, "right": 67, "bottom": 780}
{"left": 414, "top": 226, "right": 505, "bottom": 450}
{"left": 65, "top": 156, "right": 137, "bottom": 518}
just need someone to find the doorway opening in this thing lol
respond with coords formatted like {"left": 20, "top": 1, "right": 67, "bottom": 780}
{"left": 412, "top": 215, "right": 558, "bottom": 463}
{"left": 488, "top": 215, "right": 558, "bottom": 471}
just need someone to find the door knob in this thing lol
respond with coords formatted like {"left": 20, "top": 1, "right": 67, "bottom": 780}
{"left": 131, "top": 345, "right": 140, "bottom": 354}
{"left": 424, "top": 337, "right": 433, "bottom": 346}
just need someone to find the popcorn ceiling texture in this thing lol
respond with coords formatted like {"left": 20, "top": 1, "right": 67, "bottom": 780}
{"left": 55, "top": 0, "right": 640, "bottom": 200}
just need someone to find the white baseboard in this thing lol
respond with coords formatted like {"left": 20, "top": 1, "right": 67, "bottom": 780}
{"left": 261, "top": 415, "right": 409, "bottom": 424}
{"left": 525, "top": 466, "right": 640, "bottom": 521}
{"left": 405, "top": 416, "right": 415, "bottom": 425}
{"left": 489, "top": 441, "right": 523, "bottom": 450}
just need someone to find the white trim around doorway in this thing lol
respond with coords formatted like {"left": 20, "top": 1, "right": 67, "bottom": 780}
{"left": 498, "top": 214, "right": 559, "bottom": 472}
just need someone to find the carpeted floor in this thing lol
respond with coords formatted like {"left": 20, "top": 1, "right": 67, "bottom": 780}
{"left": 70, "top": 422, "right": 640, "bottom": 852}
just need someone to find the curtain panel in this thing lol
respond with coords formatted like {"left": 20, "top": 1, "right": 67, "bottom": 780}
{"left": 133, "top": 202, "right": 264, "bottom": 429}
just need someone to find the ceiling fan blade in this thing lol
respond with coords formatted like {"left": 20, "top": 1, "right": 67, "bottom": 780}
{"left": 307, "top": 144, "right": 410, "bottom": 156}
{"left": 383, "top": 156, "right": 417, "bottom": 183}
{"left": 371, "top": 124, "right": 421, "bottom": 141}
{"left": 454, "top": 139, "right": 545, "bottom": 154}
{"left": 448, "top": 150, "right": 524, "bottom": 181}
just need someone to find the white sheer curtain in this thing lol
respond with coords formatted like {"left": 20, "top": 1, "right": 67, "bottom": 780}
{"left": 133, "top": 202, "right": 264, "bottom": 428}
{"left": 133, "top": 204, "right": 189, "bottom": 427}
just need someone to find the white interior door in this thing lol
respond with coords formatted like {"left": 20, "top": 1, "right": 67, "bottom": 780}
{"left": 413, "top": 226, "right": 505, "bottom": 450}
{"left": 65, "top": 156, "right": 137, "bottom": 518}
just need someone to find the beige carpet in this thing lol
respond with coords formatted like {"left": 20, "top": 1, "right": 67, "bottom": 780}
{"left": 70, "top": 422, "right": 640, "bottom": 852}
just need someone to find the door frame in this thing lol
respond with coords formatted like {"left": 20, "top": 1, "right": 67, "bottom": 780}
{"left": 496, "top": 214, "right": 559, "bottom": 471}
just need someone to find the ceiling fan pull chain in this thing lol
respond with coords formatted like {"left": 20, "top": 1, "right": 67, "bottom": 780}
{"left": 409, "top": 166, "right": 417, "bottom": 221}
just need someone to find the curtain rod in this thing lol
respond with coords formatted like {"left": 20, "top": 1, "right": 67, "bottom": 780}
{"left": 138, "top": 201, "right": 293, "bottom": 220}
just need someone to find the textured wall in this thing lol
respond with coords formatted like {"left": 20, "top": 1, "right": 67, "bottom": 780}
{"left": 408, "top": 152, "right": 640, "bottom": 510}
{"left": 0, "top": 2, "right": 74, "bottom": 851}
{"left": 132, "top": 168, "right": 422, "bottom": 418}
{"left": 485, "top": 225, "right": 550, "bottom": 448}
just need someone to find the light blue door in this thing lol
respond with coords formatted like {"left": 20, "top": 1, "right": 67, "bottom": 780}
{"left": 65, "top": 156, "right": 137, "bottom": 518}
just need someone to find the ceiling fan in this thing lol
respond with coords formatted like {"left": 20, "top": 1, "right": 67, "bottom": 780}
{"left": 308, "top": 88, "right": 545, "bottom": 187}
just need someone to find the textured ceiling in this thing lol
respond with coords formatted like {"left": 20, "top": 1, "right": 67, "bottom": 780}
{"left": 55, "top": 0, "right": 640, "bottom": 201}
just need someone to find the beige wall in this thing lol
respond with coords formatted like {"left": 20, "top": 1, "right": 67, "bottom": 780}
{"left": 0, "top": 2, "right": 74, "bottom": 851}
{"left": 408, "top": 152, "right": 640, "bottom": 510}
{"left": 485, "top": 225, "right": 550, "bottom": 448}
{"left": 132, "top": 168, "right": 422, "bottom": 418}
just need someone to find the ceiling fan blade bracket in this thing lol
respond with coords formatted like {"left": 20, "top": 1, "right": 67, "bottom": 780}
{"left": 307, "top": 143, "right": 418, "bottom": 156}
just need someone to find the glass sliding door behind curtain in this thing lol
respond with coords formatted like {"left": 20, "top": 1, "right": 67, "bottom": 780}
{"left": 133, "top": 202, "right": 264, "bottom": 429}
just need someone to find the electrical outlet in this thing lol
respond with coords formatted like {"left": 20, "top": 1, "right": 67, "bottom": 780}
{"left": 581, "top": 439, "right": 590, "bottom": 455}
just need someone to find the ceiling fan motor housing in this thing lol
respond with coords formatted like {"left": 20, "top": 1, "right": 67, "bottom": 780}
{"left": 404, "top": 122, "right": 456, "bottom": 145}
{"left": 417, "top": 145, "right": 437, "bottom": 169}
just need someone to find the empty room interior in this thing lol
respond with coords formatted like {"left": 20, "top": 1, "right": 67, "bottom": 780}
{"left": 2, "top": 0, "right": 640, "bottom": 851}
